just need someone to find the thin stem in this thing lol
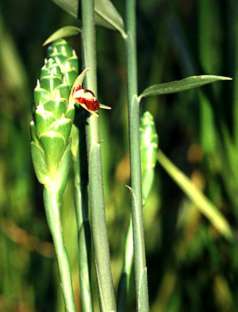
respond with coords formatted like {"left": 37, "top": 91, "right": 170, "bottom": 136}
{"left": 117, "top": 219, "right": 133, "bottom": 312}
{"left": 81, "top": 0, "right": 116, "bottom": 311}
{"left": 126, "top": 0, "right": 149, "bottom": 311}
{"left": 72, "top": 126, "right": 93, "bottom": 312}
{"left": 43, "top": 187, "right": 76, "bottom": 312}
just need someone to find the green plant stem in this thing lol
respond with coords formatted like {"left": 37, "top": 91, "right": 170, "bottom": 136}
{"left": 126, "top": 0, "right": 149, "bottom": 311}
{"left": 72, "top": 127, "right": 93, "bottom": 312}
{"left": 117, "top": 219, "right": 133, "bottom": 312}
{"left": 43, "top": 187, "right": 76, "bottom": 312}
{"left": 81, "top": 0, "right": 116, "bottom": 311}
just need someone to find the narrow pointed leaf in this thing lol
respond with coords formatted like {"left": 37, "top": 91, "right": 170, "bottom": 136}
{"left": 158, "top": 151, "right": 233, "bottom": 239}
{"left": 50, "top": 0, "right": 126, "bottom": 38}
{"left": 52, "top": 0, "right": 78, "bottom": 18}
{"left": 95, "top": 0, "right": 126, "bottom": 38}
{"left": 139, "top": 75, "right": 232, "bottom": 100}
{"left": 43, "top": 26, "right": 81, "bottom": 46}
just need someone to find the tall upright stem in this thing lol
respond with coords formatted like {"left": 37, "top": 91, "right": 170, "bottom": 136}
{"left": 43, "top": 188, "right": 76, "bottom": 312}
{"left": 72, "top": 126, "right": 93, "bottom": 312}
{"left": 81, "top": 0, "right": 116, "bottom": 311}
{"left": 126, "top": 0, "right": 149, "bottom": 311}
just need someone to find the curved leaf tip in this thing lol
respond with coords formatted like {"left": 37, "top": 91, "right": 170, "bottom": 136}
{"left": 50, "top": 0, "right": 126, "bottom": 39}
{"left": 43, "top": 26, "right": 81, "bottom": 46}
{"left": 95, "top": 0, "right": 127, "bottom": 39}
{"left": 139, "top": 75, "right": 232, "bottom": 101}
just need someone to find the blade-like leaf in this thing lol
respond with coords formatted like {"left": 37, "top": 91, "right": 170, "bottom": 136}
{"left": 157, "top": 151, "right": 233, "bottom": 239}
{"left": 52, "top": 0, "right": 78, "bottom": 18}
{"left": 43, "top": 26, "right": 81, "bottom": 46}
{"left": 51, "top": 0, "right": 126, "bottom": 38}
{"left": 139, "top": 75, "right": 231, "bottom": 101}
{"left": 95, "top": 0, "right": 126, "bottom": 38}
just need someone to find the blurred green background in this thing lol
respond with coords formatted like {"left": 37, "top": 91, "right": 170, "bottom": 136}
{"left": 1, "top": 0, "right": 238, "bottom": 311}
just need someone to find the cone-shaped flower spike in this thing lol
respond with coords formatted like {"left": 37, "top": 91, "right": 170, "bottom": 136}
{"left": 31, "top": 39, "right": 85, "bottom": 192}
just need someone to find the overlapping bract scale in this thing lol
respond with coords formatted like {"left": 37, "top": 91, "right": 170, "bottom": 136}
{"left": 31, "top": 39, "right": 78, "bottom": 190}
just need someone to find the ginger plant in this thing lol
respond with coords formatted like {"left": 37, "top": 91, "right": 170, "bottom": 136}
{"left": 30, "top": 39, "right": 82, "bottom": 312}
{"left": 32, "top": 1, "right": 233, "bottom": 311}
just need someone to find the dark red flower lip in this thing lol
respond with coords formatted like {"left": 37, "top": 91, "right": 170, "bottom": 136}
{"left": 72, "top": 84, "right": 111, "bottom": 114}
{"left": 73, "top": 85, "right": 100, "bottom": 112}
{"left": 74, "top": 96, "right": 100, "bottom": 111}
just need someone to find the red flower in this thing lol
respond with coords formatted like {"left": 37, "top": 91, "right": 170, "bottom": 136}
{"left": 73, "top": 85, "right": 100, "bottom": 112}
{"left": 72, "top": 84, "right": 111, "bottom": 115}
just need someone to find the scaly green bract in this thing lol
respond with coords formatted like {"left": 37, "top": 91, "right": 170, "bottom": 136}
{"left": 31, "top": 39, "right": 78, "bottom": 192}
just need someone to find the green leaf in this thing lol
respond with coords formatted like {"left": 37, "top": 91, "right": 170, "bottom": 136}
{"left": 139, "top": 75, "right": 232, "bottom": 101}
{"left": 51, "top": 0, "right": 78, "bottom": 18}
{"left": 50, "top": 0, "right": 126, "bottom": 38}
{"left": 31, "top": 142, "right": 48, "bottom": 185}
{"left": 157, "top": 151, "right": 233, "bottom": 239}
{"left": 43, "top": 26, "right": 81, "bottom": 46}
{"left": 95, "top": 0, "right": 126, "bottom": 38}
